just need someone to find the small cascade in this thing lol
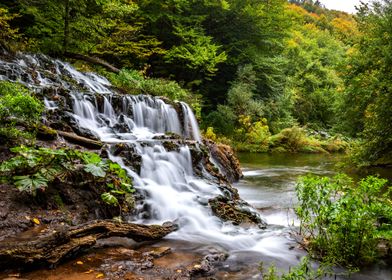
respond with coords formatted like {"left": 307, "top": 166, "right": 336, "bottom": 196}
{"left": 180, "top": 102, "right": 202, "bottom": 142}
{"left": 0, "top": 53, "right": 271, "bottom": 253}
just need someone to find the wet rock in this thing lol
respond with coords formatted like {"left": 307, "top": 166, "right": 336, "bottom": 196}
{"left": 147, "top": 247, "right": 172, "bottom": 258}
{"left": 187, "top": 250, "right": 228, "bottom": 277}
{"left": 204, "top": 140, "right": 243, "bottom": 183}
{"left": 111, "top": 143, "right": 142, "bottom": 173}
{"left": 209, "top": 195, "right": 266, "bottom": 228}
{"left": 162, "top": 140, "right": 182, "bottom": 151}
{"left": 153, "top": 133, "right": 182, "bottom": 140}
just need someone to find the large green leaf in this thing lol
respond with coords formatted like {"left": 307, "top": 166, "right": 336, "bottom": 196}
{"left": 81, "top": 152, "right": 104, "bottom": 165}
{"left": 84, "top": 163, "right": 106, "bottom": 177}
{"left": 13, "top": 174, "right": 48, "bottom": 195}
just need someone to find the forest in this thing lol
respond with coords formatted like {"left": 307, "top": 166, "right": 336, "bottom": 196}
{"left": 0, "top": 0, "right": 391, "bottom": 279}
{"left": 0, "top": 0, "right": 391, "bottom": 166}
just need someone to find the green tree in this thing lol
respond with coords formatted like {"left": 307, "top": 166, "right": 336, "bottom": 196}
{"left": 337, "top": 0, "right": 392, "bottom": 165}
{"left": 284, "top": 4, "right": 349, "bottom": 129}
{"left": 0, "top": 7, "right": 20, "bottom": 46}
{"left": 5, "top": 0, "right": 162, "bottom": 67}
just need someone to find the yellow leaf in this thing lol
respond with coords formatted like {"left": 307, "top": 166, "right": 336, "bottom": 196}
{"left": 76, "top": 261, "right": 84, "bottom": 265}
{"left": 96, "top": 273, "right": 104, "bottom": 278}
{"left": 33, "top": 218, "right": 40, "bottom": 225}
{"left": 84, "top": 269, "right": 94, "bottom": 274}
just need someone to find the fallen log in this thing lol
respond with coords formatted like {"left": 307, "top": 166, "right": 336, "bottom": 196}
{"left": 57, "top": 130, "right": 103, "bottom": 149}
{"left": 64, "top": 52, "right": 120, "bottom": 73}
{"left": 0, "top": 220, "right": 178, "bottom": 268}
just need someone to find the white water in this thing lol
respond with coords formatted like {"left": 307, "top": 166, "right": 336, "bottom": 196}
{"left": 0, "top": 53, "right": 287, "bottom": 257}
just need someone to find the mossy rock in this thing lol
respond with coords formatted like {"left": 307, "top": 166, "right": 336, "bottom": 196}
{"left": 36, "top": 125, "right": 58, "bottom": 140}
{"left": 209, "top": 195, "right": 266, "bottom": 228}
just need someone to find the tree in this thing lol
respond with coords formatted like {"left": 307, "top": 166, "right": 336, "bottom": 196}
{"left": 338, "top": 0, "right": 392, "bottom": 165}
{"left": 3, "top": 0, "right": 162, "bottom": 67}
{"left": 0, "top": 8, "right": 20, "bottom": 44}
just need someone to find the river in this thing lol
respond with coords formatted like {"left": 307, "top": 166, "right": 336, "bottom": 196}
{"left": 10, "top": 153, "right": 390, "bottom": 279}
{"left": 232, "top": 153, "right": 391, "bottom": 280}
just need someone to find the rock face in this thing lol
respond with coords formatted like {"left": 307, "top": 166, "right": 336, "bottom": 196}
{"left": 205, "top": 140, "right": 243, "bottom": 183}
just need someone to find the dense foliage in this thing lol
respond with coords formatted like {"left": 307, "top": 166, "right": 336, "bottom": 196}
{"left": 337, "top": 1, "right": 392, "bottom": 166}
{"left": 0, "top": 146, "right": 134, "bottom": 207}
{"left": 0, "top": 81, "right": 44, "bottom": 142}
{"left": 296, "top": 174, "right": 392, "bottom": 267}
{"left": 0, "top": 0, "right": 391, "bottom": 162}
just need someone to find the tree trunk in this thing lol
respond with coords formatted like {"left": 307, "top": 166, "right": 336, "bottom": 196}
{"left": 0, "top": 220, "right": 178, "bottom": 268}
{"left": 57, "top": 130, "right": 103, "bottom": 149}
{"left": 63, "top": 0, "right": 70, "bottom": 54}
{"left": 64, "top": 52, "right": 121, "bottom": 73}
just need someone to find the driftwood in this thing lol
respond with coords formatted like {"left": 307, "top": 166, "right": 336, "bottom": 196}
{"left": 0, "top": 220, "right": 178, "bottom": 268}
{"left": 64, "top": 52, "right": 120, "bottom": 73}
{"left": 57, "top": 130, "right": 103, "bottom": 149}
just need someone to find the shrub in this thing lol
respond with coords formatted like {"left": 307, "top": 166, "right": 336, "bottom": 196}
{"left": 0, "top": 146, "right": 134, "bottom": 208}
{"left": 203, "top": 127, "right": 217, "bottom": 142}
{"left": 0, "top": 81, "right": 44, "bottom": 141}
{"left": 245, "top": 118, "right": 271, "bottom": 146}
{"left": 268, "top": 126, "right": 308, "bottom": 153}
{"left": 260, "top": 257, "right": 332, "bottom": 280}
{"left": 103, "top": 68, "right": 201, "bottom": 117}
{"left": 202, "top": 127, "right": 232, "bottom": 145}
{"left": 296, "top": 174, "right": 392, "bottom": 267}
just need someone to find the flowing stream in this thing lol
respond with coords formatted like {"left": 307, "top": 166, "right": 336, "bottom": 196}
{"left": 0, "top": 53, "right": 268, "bottom": 252}
{"left": 0, "top": 53, "right": 391, "bottom": 279}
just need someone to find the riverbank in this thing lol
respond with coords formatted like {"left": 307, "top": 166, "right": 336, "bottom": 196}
{"left": 204, "top": 126, "right": 349, "bottom": 154}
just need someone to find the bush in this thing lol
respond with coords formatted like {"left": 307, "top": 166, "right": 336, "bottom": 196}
{"left": 202, "top": 127, "right": 232, "bottom": 145}
{"left": 260, "top": 257, "right": 332, "bottom": 280}
{"left": 296, "top": 174, "right": 392, "bottom": 267}
{"left": 0, "top": 81, "right": 44, "bottom": 141}
{"left": 269, "top": 126, "right": 309, "bottom": 153}
{"left": 103, "top": 68, "right": 202, "bottom": 118}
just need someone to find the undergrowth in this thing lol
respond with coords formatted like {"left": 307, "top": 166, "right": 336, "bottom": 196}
{"left": 0, "top": 146, "right": 135, "bottom": 210}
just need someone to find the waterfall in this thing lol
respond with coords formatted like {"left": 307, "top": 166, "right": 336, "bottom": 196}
{"left": 0, "top": 53, "right": 269, "bottom": 253}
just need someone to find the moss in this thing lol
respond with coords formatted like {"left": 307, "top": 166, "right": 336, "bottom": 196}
{"left": 270, "top": 146, "right": 287, "bottom": 153}
{"left": 209, "top": 196, "right": 265, "bottom": 227}
{"left": 36, "top": 125, "right": 57, "bottom": 140}
{"left": 299, "top": 145, "right": 328, "bottom": 154}
{"left": 53, "top": 193, "right": 65, "bottom": 208}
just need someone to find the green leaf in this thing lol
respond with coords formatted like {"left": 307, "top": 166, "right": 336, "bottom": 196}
{"left": 13, "top": 174, "right": 48, "bottom": 195}
{"left": 84, "top": 163, "right": 106, "bottom": 177}
{"left": 101, "top": 192, "right": 118, "bottom": 205}
{"left": 81, "top": 152, "right": 104, "bottom": 165}
{"left": 109, "top": 189, "right": 125, "bottom": 195}
{"left": 120, "top": 182, "right": 134, "bottom": 193}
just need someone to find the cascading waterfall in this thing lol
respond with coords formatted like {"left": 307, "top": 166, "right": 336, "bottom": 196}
{"left": 0, "top": 53, "right": 295, "bottom": 259}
